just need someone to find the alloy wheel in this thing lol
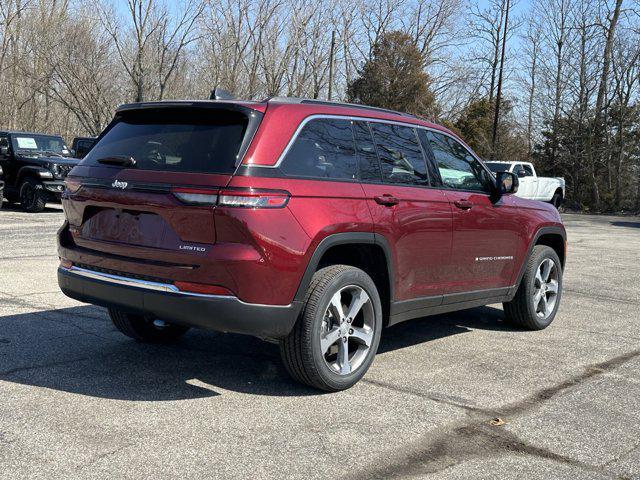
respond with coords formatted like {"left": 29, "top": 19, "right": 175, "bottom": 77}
{"left": 533, "top": 258, "right": 559, "bottom": 319}
{"left": 319, "top": 285, "right": 375, "bottom": 375}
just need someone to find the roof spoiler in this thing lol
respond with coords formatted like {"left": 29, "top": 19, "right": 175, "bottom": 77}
{"left": 210, "top": 88, "right": 235, "bottom": 100}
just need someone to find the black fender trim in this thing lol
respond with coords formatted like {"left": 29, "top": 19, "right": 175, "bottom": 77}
{"left": 293, "top": 232, "right": 395, "bottom": 303}
{"left": 388, "top": 286, "right": 514, "bottom": 326}
{"left": 509, "top": 225, "right": 567, "bottom": 296}
{"left": 17, "top": 166, "right": 53, "bottom": 182}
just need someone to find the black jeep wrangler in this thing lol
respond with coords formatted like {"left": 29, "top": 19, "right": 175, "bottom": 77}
{"left": 0, "top": 131, "right": 78, "bottom": 212}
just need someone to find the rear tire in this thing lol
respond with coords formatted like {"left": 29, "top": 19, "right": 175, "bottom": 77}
{"left": 20, "top": 177, "right": 47, "bottom": 213}
{"left": 503, "top": 245, "right": 562, "bottom": 330}
{"left": 280, "top": 265, "right": 382, "bottom": 392}
{"left": 109, "top": 308, "right": 190, "bottom": 343}
{"left": 550, "top": 192, "right": 563, "bottom": 209}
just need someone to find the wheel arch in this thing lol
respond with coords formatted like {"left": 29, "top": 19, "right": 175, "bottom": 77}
{"left": 512, "top": 226, "right": 566, "bottom": 293}
{"left": 294, "top": 232, "right": 395, "bottom": 322}
{"left": 17, "top": 166, "right": 51, "bottom": 184}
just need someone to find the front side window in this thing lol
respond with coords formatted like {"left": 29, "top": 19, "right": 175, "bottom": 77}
{"left": 370, "top": 123, "right": 429, "bottom": 186}
{"left": 425, "top": 131, "right": 491, "bottom": 192}
{"left": 281, "top": 118, "right": 357, "bottom": 180}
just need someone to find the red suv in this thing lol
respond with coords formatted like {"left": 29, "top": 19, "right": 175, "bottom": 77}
{"left": 58, "top": 98, "right": 566, "bottom": 391}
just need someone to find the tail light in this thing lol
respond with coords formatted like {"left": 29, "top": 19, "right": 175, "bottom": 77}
{"left": 172, "top": 187, "right": 289, "bottom": 209}
{"left": 64, "top": 179, "right": 82, "bottom": 194}
{"left": 172, "top": 187, "right": 218, "bottom": 206}
{"left": 218, "top": 188, "right": 289, "bottom": 208}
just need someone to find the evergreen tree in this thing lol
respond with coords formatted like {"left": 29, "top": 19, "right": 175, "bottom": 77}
{"left": 347, "top": 31, "right": 437, "bottom": 118}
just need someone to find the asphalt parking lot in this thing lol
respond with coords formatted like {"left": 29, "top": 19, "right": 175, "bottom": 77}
{"left": 1, "top": 205, "right": 639, "bottom": 479}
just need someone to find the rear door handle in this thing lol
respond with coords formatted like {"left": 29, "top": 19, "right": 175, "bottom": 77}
{"left": 374, "top": 194, "right": 400, "bottom": 207}
{"left": 454, "top": 199, "right": 473, "bottom": 210}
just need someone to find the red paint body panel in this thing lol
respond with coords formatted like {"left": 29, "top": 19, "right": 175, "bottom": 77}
{"left": 360, "top": 183, "right": 452, "bottom": 300}
{"left": 443, "top": 191, "right": 522, "bottom": 292}
{"left": 58, "top": 98, "right": 566, "bottom": 317}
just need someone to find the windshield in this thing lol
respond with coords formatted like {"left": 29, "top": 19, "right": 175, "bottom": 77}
{"left": 83, "top": 108, "right": 249, "bottom": 174}
{"left": 484, "top": 162, "right": 511, "bottom": 173}
{"left": 11, "top": 134, "right": 68, "bottom": 156}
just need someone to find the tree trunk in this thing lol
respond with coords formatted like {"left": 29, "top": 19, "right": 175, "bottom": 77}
{"left": 591, "top": 0, "right": 624, "bottom": 210}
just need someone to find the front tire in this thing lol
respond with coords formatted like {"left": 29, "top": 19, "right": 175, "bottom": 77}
{"left": 109, "top": 308, "right": 190, "bottom": 343}
{"left": 20, "top": 177, "right": 47, "bottom": 213}
{"left": 503, "top": 245, "right": 563, "bottom": 330}
{"left": 280, "top": 265, "right": 382, "bottom": 391}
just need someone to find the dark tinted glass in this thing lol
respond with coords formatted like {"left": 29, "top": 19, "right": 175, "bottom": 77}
{"left": 281, "top": 118, "right": 357, "bottom": 180}
{"left": 83, "top": 109, "right": 248, "bottom": 174}
{"left": 484, "top": 162, "right": 510, "bottom": 173}
{"left": 353, "top": 121, "right": 381, "bottom": 182}
{"left": 370, "top": 123, "right": 429, "bottom": 186}
{"left": 76, "top": 140, "right": 95, "bottom": 158}
{"left": 522, "top": 164, "right": 534, "bottom": 176}
{"left": 416, "top": 129, "right": 442, "bottom": 186}
{"left": 425, "top": 131, "right": 491, "bottom": 192}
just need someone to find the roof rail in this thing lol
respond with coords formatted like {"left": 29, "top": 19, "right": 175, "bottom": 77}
{"left": 266, "top": 97, "right": 416, "bottom": 118}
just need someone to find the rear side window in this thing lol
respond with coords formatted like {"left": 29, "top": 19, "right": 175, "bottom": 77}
{"left": 353, "top": 121, "right": 382, "bottom": 182}
{"left": 425, "top": 131, "right": 492, "bottom": 192}
{"left": 281, "top": 118, "right": 357, "bottom": 180}
{"left": 83, "top": 108, "right": 249, "bottom": 174}
{"left": 369, "top": 123, "right": 429, "bottom": 186}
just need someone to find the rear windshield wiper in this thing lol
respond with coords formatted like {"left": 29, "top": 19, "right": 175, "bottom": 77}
{"left": 96, "top": 156, "right": 137, "bottom": 167}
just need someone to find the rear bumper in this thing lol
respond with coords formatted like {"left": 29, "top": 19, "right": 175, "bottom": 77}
{"left": 57, "top": 266, "right": 302, "bottom": 339}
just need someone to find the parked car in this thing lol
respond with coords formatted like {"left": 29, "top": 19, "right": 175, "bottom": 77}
{"left": 484, "top": 161, "right": 565, "bottom": 208}
{"left": 70, "top": 136, "right": 96, "bottom": 158}
{"left": 57, "top": 98, "right": 566, "bottom": 391}
{"left": 0, "top": 131, "right": 79, "bottom": 212}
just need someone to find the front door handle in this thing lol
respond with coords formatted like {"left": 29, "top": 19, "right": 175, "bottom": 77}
{"left": 374, "top": 194, "right": 400, "bottom": 207}
{"left": 454, "top": 199, "right": 473, "bottom": 210}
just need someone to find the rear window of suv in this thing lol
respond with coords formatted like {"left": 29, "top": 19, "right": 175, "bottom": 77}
{"left": 83, "top": 108, "right": 249, "bottom": 174}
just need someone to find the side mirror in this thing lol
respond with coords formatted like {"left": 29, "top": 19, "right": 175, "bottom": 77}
{"left": 516, "top": 169, "right": 526, "bottom": 178}
{"left": 495, "top": 171, "right": 518, "bottom": 195}
{"left": 0, "top": 146, "right": 8, "bottom": 156}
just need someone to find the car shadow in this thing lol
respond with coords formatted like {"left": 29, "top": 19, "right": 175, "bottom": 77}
{"left": 0, "top": 304, "right": 518, "bottom": 400}
{"left": 610, "top": 220, "right": 640, "bottom": 229}
{"left": 0, "top": 201, "right": 63, "bottom": 213}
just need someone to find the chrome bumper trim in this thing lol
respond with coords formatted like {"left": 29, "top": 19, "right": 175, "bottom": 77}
{"left": 61, "top": 266, "right": 228, "bottom": 298}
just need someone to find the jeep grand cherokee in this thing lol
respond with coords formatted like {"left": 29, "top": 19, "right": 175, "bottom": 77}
{"left": 57, "top": 98, "right": 566, "bottom": 391}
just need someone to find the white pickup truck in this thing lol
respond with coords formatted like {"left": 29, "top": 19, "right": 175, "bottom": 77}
{"left": 484, "top": 161, "right": 565, "bottom": 208}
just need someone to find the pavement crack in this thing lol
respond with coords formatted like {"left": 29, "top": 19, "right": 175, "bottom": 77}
{"left": 501, "top": 348, "right": 640, "bottom": 417}
{"left": 75, "top": 443, "right": 136, "bottom": 472}
{"left": 363, "top": 378, "right": 497, "bottom": 416}
{"left": 0, "top": 355, "right": 110, "bottom": 377}
{"left": 564, "top": 288, "right": 638, "bottom": 305}
{"left": 355, "top": 348, "right": 640, "bottom": 479}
